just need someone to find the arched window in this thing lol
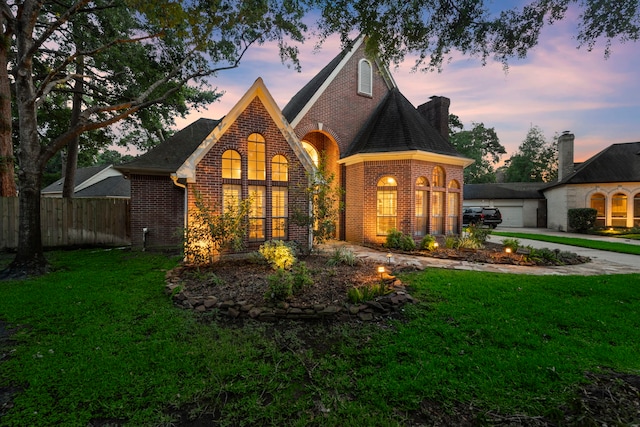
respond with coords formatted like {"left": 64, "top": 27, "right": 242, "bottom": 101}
{"left": 358, "top": 59, "right": 373, "bottom": 96}
{"left": 272, "top": 155, "right": 288, "bottom": 181}
{"left": 448, "top": 180, "right": 460, "bottom": 189}
{"left": 611, "top": 192, "right": 627, "bottom": 227}
{"left": 301, "top": 141, "right": 319, "bottom": 167}
{"left": 221, "top": 150, "right": 241, "bottom": 179}
{"left": 432, "top": 166, "right": 445, "bottom": 187}
{"left": 377, "top": 176, "right": 397, "bottom": 235}
{"left": 634, "top": 193, "right": 640, "bottom": 227}
{"left": 415, "top": 177, "right": 429, "bottom": 236}
{"left": 247, "top": 133, "right": 265, "bottom": 180}
{"left": 590, "top": 193, "right": 606, "bottom": 227}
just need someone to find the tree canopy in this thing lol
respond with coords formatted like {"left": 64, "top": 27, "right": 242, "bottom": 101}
{"left": 449, "top": 115, "right": 505, "bottom": 184}
{"left": 501, "top": 125, "right": 558, "bottom": 183}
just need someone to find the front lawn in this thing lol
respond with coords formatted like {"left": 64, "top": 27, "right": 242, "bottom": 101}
{"left": 493, "top": 231, "right": 640, "bottom": 255}
{"left": 0, "top": 249, "right": 638, "bottom": 426}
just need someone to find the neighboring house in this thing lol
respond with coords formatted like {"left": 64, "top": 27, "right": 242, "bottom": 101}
{"left": 42, "top": 164, "right": 130, "bottom": 198}
{"left": 463, "top": 182, "right": 547, "bottom": 227}
{"left": 543, "top": 133, "right": 640, "bottom": 231}
{"left": 117, "top": 37, "right": 472, "bottom": 251}
{"left": 464, "top": 133, "right": 640, "bottom": 231}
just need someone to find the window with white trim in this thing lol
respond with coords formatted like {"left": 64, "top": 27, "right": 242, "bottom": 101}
{"left": 377, "top": 176, "right": 397, "bottom": 235}
{"left": 358, "top": 59, "right": 373, "bottom": 96}
{"left": 272, "top": 187, "right": 288, "bottom": 239}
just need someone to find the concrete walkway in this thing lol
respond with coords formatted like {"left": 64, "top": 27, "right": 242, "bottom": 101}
{"left": 323, "top": 228, "right": 640, "bottom": 276}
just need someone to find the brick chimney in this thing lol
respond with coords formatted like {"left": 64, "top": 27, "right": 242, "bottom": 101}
{"left": 417, "top": 96, "right": 451, "bottom": 142}
{"left": 557, "top": 131, "right": 575, "bottom": 182}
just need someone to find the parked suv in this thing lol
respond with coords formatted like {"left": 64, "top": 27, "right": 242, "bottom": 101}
{"left": 463, "top": 207, "right": 503, "bottom": 228}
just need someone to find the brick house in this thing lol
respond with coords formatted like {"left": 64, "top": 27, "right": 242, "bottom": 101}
{"left": 118, "top": 37, "right": 472, "bottom": 251}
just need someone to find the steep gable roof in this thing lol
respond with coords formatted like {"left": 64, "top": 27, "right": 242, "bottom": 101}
{"left": 344, "top": 88, "right": 465, "bottom": 158}
{"left": 117, "top": 118, "right": 220, "bottom": 175}
{"left": 282, "top": 36, "right": 396, "bottom": 127}
{"left": 118, "top": 78, "right": 314, "bottom": 181}
{"left": 549, "top": 141, "right": 640, "bottom": 187}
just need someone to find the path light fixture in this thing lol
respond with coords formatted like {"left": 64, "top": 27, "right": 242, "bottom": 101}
{"left": 377, "top": 265, "right": 385, "bottom": 280}
{"left": 505, "top": 247, "right": 512, "bottom": 254}
{"left": 386, "top": 252, "right": 393, "bottom": 264}
{"left": 433, "top": 242, "right": 439, "bottom": 249}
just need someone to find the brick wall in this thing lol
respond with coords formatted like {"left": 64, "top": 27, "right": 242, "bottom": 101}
{"left": 188, "top": 96, "right": 310, "bottom": 251}
{"left": 130, "top": 174, "right": 185, "bottom": 249}
{"left": 345, "top": 159, "right": 464, "bottom": 245}
{"left": 294, "top": 42, "right": 391, "bottom": 157}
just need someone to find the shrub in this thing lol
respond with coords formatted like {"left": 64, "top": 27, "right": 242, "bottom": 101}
{"left": 265, "top": 268, "right": 294, "bottom": 301}
{"left": 384, "top": 229, "right": 416, "bottom": 251}
{"left": 327, "top": 246, "right": 359, "bottom": 266}
{"left": 465, "top": 224, "right": 491, "bottom": 246}
{"left": 568, "top": 208, "right": 597, "bottom": 233}
{"left": 347, "top": 283, "right": 387, "bottom": 304}
{"left": 292, "top": 261, "right": 313, "bottom": 292}
{"left": 444, "top": 235, "right": 457, "bottom": 249}
{"left": 456, "top": 236, "right": 482, "bottom": 249}
{"left": 259, "top": 240, "right": 296, "bottom": 270}
{"left": 501, "top": 238, "right": 520, "bottom": 252}
{"left": 419, "top": 234, "right": 437, "bottom": 251}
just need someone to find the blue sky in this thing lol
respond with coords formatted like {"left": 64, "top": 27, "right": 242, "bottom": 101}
{"left": 176, "top": 6, "right": 640, "bottom": 164}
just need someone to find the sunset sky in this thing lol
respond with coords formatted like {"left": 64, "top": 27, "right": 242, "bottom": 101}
{"left": 177, "top": 5, "right": 640, "bottom": 164}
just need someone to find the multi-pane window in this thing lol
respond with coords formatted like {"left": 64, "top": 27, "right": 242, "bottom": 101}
{"left": 272, "top": 187, "right": 288, "bottom": 239}
{"left": 247, "top": 133, "right": 266, "bottom": 180}
{"left": 432, "top": 166, "right": 445, "bottom": 187}
{"left": 358, "top": 59, "right": 373, "bottom": 96}
{"left": 221, "top": 150, "right": 241, "bottom": 179}
{"left": 272, "top": 155, "right": 288, "bottom": 182}
{"left": 447, "top": 192, "right": 460, "bottom": 234}
{"left": 415, "top": 177, "right": 429, "bottom": 236}
{"left": 248, "top": 186, "right": 265, "bottom": 241}
{"left": 611, "top": 192, "right": 627, "bottom": 227}
{"left": 634, "top": 193, "right": 640, "bottom": 227}
{"left": 432, "top": 191, "right": 444, "bottom": 234}
{"left": 377, "top": 176, "right": 397, "bottom": 235}
{"left": 590, "top": 193, "right": 606, "bottom": 227}
{"left": 222, "top": 184, "right": 241, "bottom": 212}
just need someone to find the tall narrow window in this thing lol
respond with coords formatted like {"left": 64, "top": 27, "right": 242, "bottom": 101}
{"left": 415, "top": 177, "right": 429, "bottom": 236}
{"left": 272, "top": 187, "right": 288, "bottom": 239}
{"left": 432, "top": 191, "right": 444, "bottom": 234}
{"left": 590, "top": 193, "right": 606, "bottom": 227}
{"left": 447, "top": 192, "right": 460, "bottom": 235}
{"left": 634, "top": 193, "right": 640, "bottom": 227}
{"left": 221, "top": 150, "right": 241, "bottom": 179}
{"left": 272, "top": 155, "right": 288, "bottom": 182}
{"left": 358, "top": 59, "right": 373, "bottom": 96}
{"left": 248, "top": 186, "right": 265, "bottom": 241}
{"left": 611, "top": 192, "right": 627, "bottom": 227}
{"left": 377, "top": 176, "right": 397, "bottom": 235}
{"left": 432, "top": 166, "right": 445, "bottom": 187}
{"left": 247, "top": 133, "right": 265, "bottom": 180}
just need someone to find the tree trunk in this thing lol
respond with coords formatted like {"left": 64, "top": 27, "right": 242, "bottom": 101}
{"left": 62, "top": 55, "right": 84, "bottom": 198}
{"left": 0, "top": 24, "right": 17, "bottom": 197}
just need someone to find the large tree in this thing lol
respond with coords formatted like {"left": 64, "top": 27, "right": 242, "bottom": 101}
{"left": 1, "top": 0, "right": 308, "bottom": 278}
{"left": 449, "top": 115, "right": 505, "bottom": 184}
{"left": 502, "top": 125, "right": 558, "bottom": 182}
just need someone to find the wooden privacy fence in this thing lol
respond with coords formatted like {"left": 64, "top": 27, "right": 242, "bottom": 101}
{"left": 1, "top": 197, "right": 130, "bottom": 249}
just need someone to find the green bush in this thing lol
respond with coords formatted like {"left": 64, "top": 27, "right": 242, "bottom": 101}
{"left": 347, "top": 283, "right": 387, "bottom": 304}
{"left": 465, "top": 224, "right": 491, "bottom": 246}
{"left": 265, "top": 268, "right": 294, "bottom": 301}
{"left": 419, "top": 234, "right": 438, "bottom": 251}
{"left": 455, "top": 236, "right": 482, "bottom": 249}
{"left": 444, "top": 235, "right": 458, "bottom": 249}
{"left": 292, "top": 261, "right": 313, "bottom": 292}
{"left": 259, "top": 240, "right": 296, "bottom": 270}
{"left": 327, "top": 246, "right": 359, "bottom": 266}
{"left": 384, "top": 229, "right": 416, "bottom": 251}
{"left": 501, "top": 238, "right": 520, "bottom": 252}
{"left": 568, "top": 208, "right": 597, "bottom": 233}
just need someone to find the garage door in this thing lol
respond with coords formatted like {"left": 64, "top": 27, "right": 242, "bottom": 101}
{"left": 497, "top": 206, "right": 523, "bottom": 228}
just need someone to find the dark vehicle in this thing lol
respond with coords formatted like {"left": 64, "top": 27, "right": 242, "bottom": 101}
{"left": 463, "top": 207, "right": 503, "bottom": 228}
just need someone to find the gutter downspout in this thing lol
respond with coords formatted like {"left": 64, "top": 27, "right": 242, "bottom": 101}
{"left": 170, "top": 174, "right": 188, "bottom": 246}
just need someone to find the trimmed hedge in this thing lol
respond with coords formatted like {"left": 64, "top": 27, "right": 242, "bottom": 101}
{"left": 568, "top": 208, "right": 597, "bottom": 233}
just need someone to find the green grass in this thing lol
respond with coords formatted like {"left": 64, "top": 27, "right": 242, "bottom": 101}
{"left": 1, "top": 249, "right": 639, "bottom": 425}
{"left": 493, "top": 231, "right": 640, "bottom": 255}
